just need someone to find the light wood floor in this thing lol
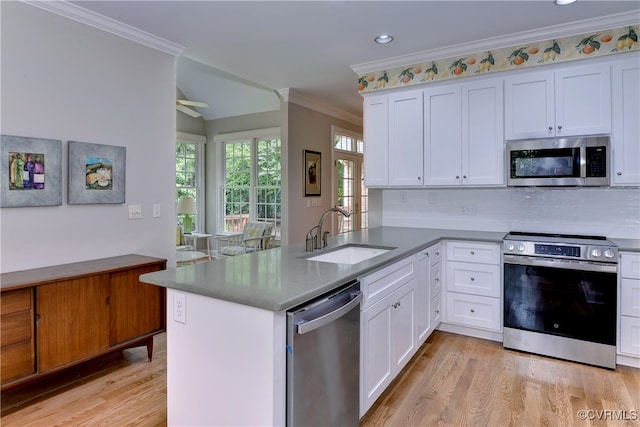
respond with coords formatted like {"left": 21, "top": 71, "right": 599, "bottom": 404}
{"left": 2, "top": 331, "right": 638, "bottom": 426}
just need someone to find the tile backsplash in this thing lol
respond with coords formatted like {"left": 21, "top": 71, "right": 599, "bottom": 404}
{"left": 381, "top": 187, "right": 640, "bottom": 239}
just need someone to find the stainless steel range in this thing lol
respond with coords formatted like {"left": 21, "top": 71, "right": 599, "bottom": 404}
{"left": 503, "top": 232, "right": 618, "bottom": 369}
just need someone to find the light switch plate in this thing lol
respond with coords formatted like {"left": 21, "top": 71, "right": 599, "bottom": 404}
{"left": 128, "top": 204, "right": 142, "bottom": 219}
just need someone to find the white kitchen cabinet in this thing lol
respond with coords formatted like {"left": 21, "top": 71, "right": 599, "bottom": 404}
{"left": 360, "top": 279, "right": 416, "bottom": 417}
{"left": 360, "top": 255, "right": 415, "bottom": 310}
{"left": 442, "top": 241, "right": 502, "bottom": 334}
{"left": 363, "top": 90, "right": 423, "bottom": 187}
{"left": 504, "top": 63, "right": 611, "bottom": 139}
{"left": 363, "top": 94, "right": 389, "bottom": 187}
{"left": 611, "top": 54, "right": 640, "bottom": 186}
{"left": 619, "top": 252, "right": 640, "bottom": 362}
{"left": 389, "top": 91, "right": 424, "bottom": 186}
{"left": 416, "top": 243, "right": 442, "bottom": 346}
{"left": 424, "top": 79, "right": 503, "bottom": 186}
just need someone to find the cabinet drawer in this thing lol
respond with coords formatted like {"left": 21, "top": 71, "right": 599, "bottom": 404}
{"left": 621, "top": 278, "right": 640, "bottom": 318}
{"left": 1, "top": 288, "right": 32, "bottom": 314}
{"left": 430, "top": 263, "right": 442, "bottom": 295}
{"left": 446, "top": 241, "right": 500, "bottom": 264}
{"left": 447, "top": 262, "right": 501, "bottom": 297}
{"left": 431, "top": 295, "right": 442, "bottom": 326}
{"left": 620, "top": 315, "right": 640, "bottom": 357}
{"left": 445, "top": 292, "right": 501, "bottom": 331}
{"left": 360, "top": 256, "right": 415, "bottom": 309}
{"left": 1, "top": 310, "right": 32, "bottom": 347}
{"left": 1, "top": 340, "right": 35, "bottom": 384}
{"left": 431, "top": 243, "right": 442, "bottom": 265}
{"left": 621, "top": 253, "right": 640, "bottom": 279}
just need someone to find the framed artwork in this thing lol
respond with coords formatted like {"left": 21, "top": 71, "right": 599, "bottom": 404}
{"left": 68, "top": 141, "right": 126, "bottom": 204}
{"left": 304, "top": 150, "right": 321, "bottom": 197}
{"left": 1, "top": 134, "right": 62, "bottom": 207}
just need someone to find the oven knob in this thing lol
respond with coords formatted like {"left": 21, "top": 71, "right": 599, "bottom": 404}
{"left": 517, "top": 244, "right": 525, "bottom": 252}
{"left": 591, "top": 248, "right": 602, "bottom": 258}
{"left": 604, "top": 249, "right": 615, "bottom": 259}
{"left": 506, "top": 243, "right": 515, "bottom": 251}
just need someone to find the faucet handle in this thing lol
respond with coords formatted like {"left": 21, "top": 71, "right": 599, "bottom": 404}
{"left": 322, "top": 230, "right": 330, "bottom": 248}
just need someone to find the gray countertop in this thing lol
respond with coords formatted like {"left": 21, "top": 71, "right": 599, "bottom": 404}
{"left": 140, "top": 226, "right": 505, "bottom": 312}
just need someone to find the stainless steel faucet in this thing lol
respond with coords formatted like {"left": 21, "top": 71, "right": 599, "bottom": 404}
{"left": 310, "top": 207, "right": 350, "bottom": 250}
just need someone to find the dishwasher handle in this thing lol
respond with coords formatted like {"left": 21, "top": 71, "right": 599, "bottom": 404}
{"left": 296, "top": 291, "right": 362, "bottom": 335}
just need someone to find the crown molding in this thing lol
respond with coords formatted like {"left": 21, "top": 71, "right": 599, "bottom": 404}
{"left": 352, "top": 11, "right": 639, "bottom": 74}
{"left": 23, "top": 0, "right": 185, "bottom": 56}
{"left": 278, "top": 89, "right": 363, "bottom": 127}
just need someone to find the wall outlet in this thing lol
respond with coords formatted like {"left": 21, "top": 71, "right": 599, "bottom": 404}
{"left": 153, "top": 204, "right": 161, "bottom": 218}
{"left": 458, "top": 204, "right": 477, "bottom": 216}
{"left": 400, "top": 191, "right": 408, "bottom": 203}
{"left": 173, "top": 293, "right": 186, "bottom": 324}
{"left": 128, "top": 204, "right": 142, "bottom": 219}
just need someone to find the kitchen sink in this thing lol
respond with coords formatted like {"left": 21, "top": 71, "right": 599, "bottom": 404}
{"left": 301, "top": 244, "right": 395, "bottom": 265}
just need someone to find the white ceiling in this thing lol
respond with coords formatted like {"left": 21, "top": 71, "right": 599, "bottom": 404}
{"left": 68, "top": 1, "right": 640, "bottom": 121}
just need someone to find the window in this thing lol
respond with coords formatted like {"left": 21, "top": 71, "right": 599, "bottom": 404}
{"left": 176, "top": 133, "right": 205, "bottom": 232}
{"left": 219, "top": 128, "right": 281, "bottom": 241}
{"left": 332, "top": 127, "right": 367, "bottom": 234}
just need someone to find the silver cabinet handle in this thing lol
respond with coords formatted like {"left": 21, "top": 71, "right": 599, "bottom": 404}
{"left": 470, "top": 277, "right": 475, "bottom": 281}
{"left": 548, "top": 126, "right": 553, "bottom": 131}
{"left": 470, "top": 251, "right": 475, "bottom": 255}
{"left": 617, "top": 172, "right": 622, "bottom": 176}
{"left": 470, "top": 309, "right": 475, "bottom": 313}
{"left": 557, "top": 125, "right": 563, "bottom": 130}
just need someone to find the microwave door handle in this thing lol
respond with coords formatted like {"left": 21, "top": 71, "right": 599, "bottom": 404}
{"left": 580, "top": 145, "right": 587, "bottom": 179}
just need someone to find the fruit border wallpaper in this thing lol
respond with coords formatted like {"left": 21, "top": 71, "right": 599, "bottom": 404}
{"left": 357, "top": 25, "right": 639, "bottom": 93}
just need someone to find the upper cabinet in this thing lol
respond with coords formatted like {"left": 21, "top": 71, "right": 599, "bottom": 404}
{"left": 611, "top": 55, "right": 640, "bottom": 186}
{"left": 424, "top": 78, "right": 504, "bottom": 186}
{"left": 504, "top": 63, "right": 611, "bottom": 140}
{"left": 363, "top": 95, "right": 389, "bottom": 187}
{"left": 364, "top": 90, "right": 423, "bottom": 187}
{"left": 388, "top": 91, "right": 424, "bottom": 186}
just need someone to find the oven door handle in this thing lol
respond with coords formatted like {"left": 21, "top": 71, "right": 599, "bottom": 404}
{"left": 503, "top": 254, "right": 617, "bottom": 273}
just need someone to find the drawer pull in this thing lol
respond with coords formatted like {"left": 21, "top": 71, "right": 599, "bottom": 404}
{"left": 470, "top": 309, "right": 475, "bottom": 313}
{"left": 470, "top": 251, "right": 475, "bottom": 255}
{"left": 35, "top": 313, "right": 41, "bottom": 323}
{"left": 392, "top": 302, "right": 401, "bottom": 309}
{"left": 470, "top": 277, "right": 475, "bottom": 281}
{"left": 435, "top": 278, "right": 440, "bottom": 282}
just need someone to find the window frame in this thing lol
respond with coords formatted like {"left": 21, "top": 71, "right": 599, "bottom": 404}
{"left": 176, "top": 132, "right": 206, "bottom": 232}
{"left": 214, "top": 127, "right": 281, "bottom": 238}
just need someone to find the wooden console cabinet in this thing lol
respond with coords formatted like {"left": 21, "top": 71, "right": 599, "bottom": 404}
{"left": 0, "top": 254, "right": 166, "bottom": 390}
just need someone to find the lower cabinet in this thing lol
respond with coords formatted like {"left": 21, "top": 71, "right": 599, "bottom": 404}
{"left": 360, "top": 279, "right": 416, "bottom": 417}
{"left": 618, "top": 252, "right": 640, "bottom": 363}
{"left": 0, "top": 255, "right": 166, "bottom": 390}
{"left": 416, "top": 243, "right": 442, "bottom": 346}
{"left": 442, "top": 241, "right": 502, "bottom": 337}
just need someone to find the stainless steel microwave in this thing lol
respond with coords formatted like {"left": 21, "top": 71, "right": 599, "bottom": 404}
{"left": 506, "top": 136, "right": 610, "bottom": 187}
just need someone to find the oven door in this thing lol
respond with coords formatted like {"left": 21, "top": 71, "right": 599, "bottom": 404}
{"left": 504, "top": 256, "right": 617, "bottom": 345}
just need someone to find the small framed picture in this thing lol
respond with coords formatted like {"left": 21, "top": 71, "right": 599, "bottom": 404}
{"left": 1, "top": 134, "right": 63, "bottom": 207}
{"left": 68, "top": 141, "right": 126, "bottom": 204}
{"left": 304, "top": 150, "right": 321, "bottom": 197}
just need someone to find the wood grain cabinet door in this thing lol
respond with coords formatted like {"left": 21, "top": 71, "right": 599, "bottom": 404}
{"left": 109, "top": 265, "right": 165, "bottom": 347}
{"left": 36, "top": 275, "right": 110, "bottom": 372}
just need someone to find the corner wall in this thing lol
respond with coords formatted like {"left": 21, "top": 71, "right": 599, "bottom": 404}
{"left": 0, "top": 2, "right": 177, "bottom": 272}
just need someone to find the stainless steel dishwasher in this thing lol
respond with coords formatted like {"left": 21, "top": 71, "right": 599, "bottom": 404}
{"left": 286, "top": 280, "right": 362, "bottom": 427}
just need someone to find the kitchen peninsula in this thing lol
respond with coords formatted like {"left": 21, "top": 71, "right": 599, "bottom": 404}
{"left": 139, "top": 226, "right": 639, "bottom": 426}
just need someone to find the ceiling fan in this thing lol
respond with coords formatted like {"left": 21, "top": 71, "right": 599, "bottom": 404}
{"left": 176, "top": 99, "right": 210, "bottom": 118}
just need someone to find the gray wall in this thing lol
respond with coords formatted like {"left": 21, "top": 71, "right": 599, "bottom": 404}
{"left": 1, "top": 2, "right": 177, "bottom": 272}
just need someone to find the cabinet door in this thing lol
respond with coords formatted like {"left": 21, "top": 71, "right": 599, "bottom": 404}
{"left": 462, "top": 79, "right": 504, "bottom": 185}
{"left": 415, "top": 251, "right": 431, "bottom": 345}
{"left": 1, "top": 288, "right": 35, "bottom": 384}
{"left": 424, "top": 85, "right": 462, "bottom": 185}
{"left": 555, "top": 64, "right": 611, "bottom": 137}
{"left": 110, "top": 265, "right": 165, "bottom": 346}
{"left": 504, "top": 71, "right": 554, "bottom": 139}
{"left": 391, "top": 280, "right": 416, "bottom": 371}
{"left": 360, "top": 294, "right": 393, "bottom": 416}
{"left": 36, "top": 275, "right": 110, "bottom": 372}
{"left": 389, "top": 91, "right": 423, "bottom": 186}
{"left": 620, "top": 316, "right": 640, "bottom": 357}
{"left": 612, "top": 56, "right": 640, "bottom": 186}
{"left": 363, "top": 95, "right": 389, "bottom": 187}
{"left": 445, "top": 292, "right": 501, "bottom": 332}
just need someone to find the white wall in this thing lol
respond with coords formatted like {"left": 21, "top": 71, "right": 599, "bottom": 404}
{"left": 0, "top": 2, "right": 177, "bottom": 272}
{"left": 380, "top": 187, "right": 640, "bottom": 239}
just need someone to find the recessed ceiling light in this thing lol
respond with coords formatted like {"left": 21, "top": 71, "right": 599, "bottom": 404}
{"left": 555, "top": 0, "right": 577, "bottom": 5}
{"left": 375, "top": 34, "right": 394, "bottom": 44}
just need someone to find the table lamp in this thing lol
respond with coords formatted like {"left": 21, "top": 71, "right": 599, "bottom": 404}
{"left": 176, "top": 196, "right": 196, "bottom": 234}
